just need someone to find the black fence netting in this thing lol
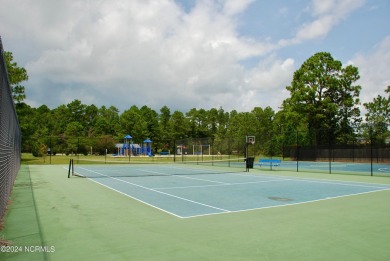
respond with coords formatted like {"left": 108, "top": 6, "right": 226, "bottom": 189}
{"left": 24, "top": 136, "right": 247, "bottom": 160}
{"left": 249, "top": 126, "right": 389, "bottom": 176}
{"left": 280, "top": 127, "right": 390, "bottom": 164}
{"left": 0, "top": 37, "right": 22, "bottom": 222}
{"left": 283, "top": 144, "right": 390, "bottom": 163}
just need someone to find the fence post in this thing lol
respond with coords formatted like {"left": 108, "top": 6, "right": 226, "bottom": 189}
{"left": 370, "top": 126, "right": 373, "bottom": 176}
{"left": 296, "top": 130, "right": 299, "bottom": 172}
{"left": 329, "top": 135, "right": 332, "bottom": 174}
{"left": 49, "top": 136, "right": 52, "bottom": 164}
{"left": 174, "top": 139, "right": 176, "bottom": 162}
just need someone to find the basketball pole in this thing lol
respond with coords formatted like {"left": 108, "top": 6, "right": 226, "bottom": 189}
{"left": 245, "top": 136, "right": 255, "bottom": 172}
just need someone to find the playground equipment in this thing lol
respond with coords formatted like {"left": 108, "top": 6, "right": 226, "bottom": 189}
{"left": 115, "top": 135, "right": 153, "bottom": 156}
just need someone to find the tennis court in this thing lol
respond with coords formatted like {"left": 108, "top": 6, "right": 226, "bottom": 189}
{"left": 3, "top": 163, "right": 390, "bottom": 261}
{"left": 71, "top": 162, "right": 390, "bottom": 218}
{"left": 257, "top": 160, "right": 390, "bottom": 176}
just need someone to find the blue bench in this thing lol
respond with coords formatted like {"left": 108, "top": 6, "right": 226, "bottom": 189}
{"left": 160, "top": 151, "right": 170, "bottom": 155}
{"left": 258, "top": 159, "right": 281, "bottom": 170}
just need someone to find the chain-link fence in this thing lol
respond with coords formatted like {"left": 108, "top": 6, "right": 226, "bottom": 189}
{"left": 22, "top": 125, "right": 390, "bottom": 176}
{"left": 23, "top": 135, "right": 248, "bottom": 165}
{"left": 251, "top": 126, "right": 389, "bottom": 176}
{"left": 0, "top": 37, "right": 22, "bottom": 222}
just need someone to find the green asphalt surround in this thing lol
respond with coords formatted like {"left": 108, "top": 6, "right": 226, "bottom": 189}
{"left": 1, "top": 164, "right": 390, "bottom": 260}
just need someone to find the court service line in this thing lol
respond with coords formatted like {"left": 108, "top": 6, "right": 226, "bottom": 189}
{"left": 152, "top": 179, "right": 288, "bottom": 190}
{"left": 79, "top": 167, "right": 230, "bottom": 213}
{"left": 172, "top": 174, "right": 230, "bottom": 184}
{"left": 140, "top": 169, "right": 229, "bottom": 185}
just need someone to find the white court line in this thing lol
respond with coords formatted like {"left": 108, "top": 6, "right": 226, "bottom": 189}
{"left": 152, "top": 179, "right": 288, "bottom": 190}
{"left": 79, "top": 167, "right": 230, "bottom": 214}
{"left": 256, "top": 173, "right": 390, "bottom": 190}
{"left": 190, "top": 169, "right": 390, "bottom": 190}
{"left": 282, "top": 178, "right": 390, "bottom": 189}
{"left": 140, "top": 169, "right": 229, "bottom": 185}
{"left": 86, "top": 177, "right": 183, "bottom": 218}
{"left": 182, "top": 188, "right": 390, "bottom": 218}
{"left": 172, "top": 174, "right": 230, "bottom": 184}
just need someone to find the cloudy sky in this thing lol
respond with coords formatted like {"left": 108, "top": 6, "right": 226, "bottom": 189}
{"left": 1, "top": 0, "right": 389, "bottom": 113}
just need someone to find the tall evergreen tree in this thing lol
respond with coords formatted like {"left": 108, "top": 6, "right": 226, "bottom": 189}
{"left": 283, "top": 52, "right": 361, "bottom": 145}
{"left": 4, "top": 51, "right": 28, "bottom": 103}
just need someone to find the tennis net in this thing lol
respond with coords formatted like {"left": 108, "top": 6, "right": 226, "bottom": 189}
{"left": 68, "top": 157, "right": 247, "bottom": 178}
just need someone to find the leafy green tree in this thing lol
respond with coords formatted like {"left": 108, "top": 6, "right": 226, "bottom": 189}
{"left": 35, "top": 105, "right": 53, "bottom": 131}
{"left": 95, "top": 106, "right": 120, "bottom": 136}
{"left": 159, "top": 106, "right": 172, "bottom": 146}
{"left": 120, "top": 106, "right": 148, "bottom": 143}
{"left": 186, "top": 108, "right": 209, "bottom": 138}
{"left": 16, "top": 103, "right": 36, "bottom": 145}
{"left": 208, "top": 108, "right": 219, "bottom": 136}
{"left": 65, "top": 121, "right": 84, "bottom": 137}
{"left": 283, "top": 52, "right": 362, "bottom": 145}
{"left": 226, "top": 111, "right": 257, "bottom": 155}
{"left": 67, "top": 100, "right": 87, "bottom": 124}
{"left": 212, "top": 107, "right": 231, "bottom": 154}
{"left": 64, "top": 122, "right": 85, "bottom": 155}
{"left": 252, "top": 106, "right": 275, "bottom": 155}
{"left": 84, "top": 104, "right": 99, "bottom": 137}
{"left": 51, "top": 105, "right": 70, "bottom": 135}
{"left": 169, "top": 110, "right": 189, "bottom": 140}
{"left": 216, "top": 107, "right": 229, "bottom": 136}
{"left": 139, "top": 105, "right": 160, "bottom": 142}
{"left": 271, "top": 109, "right": 304, "bottom": 156}
{"left": 94, "top": 135, "right": 116, "bottom": 155}
{"left": 4, "top": 51, "right": 28, "bottom": 103}
{"left": 364, "top": 86, "right": 389, "bottom": 125}
{"left": 30, "top": 124, "right": 50, "bottom": 157}
{"left": 363, "top": 86, "right": 390, "bottom": 144}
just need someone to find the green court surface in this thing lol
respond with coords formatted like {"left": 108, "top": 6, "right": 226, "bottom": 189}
{"left": 2, "top": 164, "right": 390, "bottom": 261}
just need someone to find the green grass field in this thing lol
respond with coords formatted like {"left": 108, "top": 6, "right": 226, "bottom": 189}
{"left": 2, "top": 156, "right": 390, "bottom": 260}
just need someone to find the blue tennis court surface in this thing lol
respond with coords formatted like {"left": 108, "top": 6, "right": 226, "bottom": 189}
{"left": 74, "top": 164, "right": 390, "bottom": 218}
{"left": 258, "top": 160, "right": 390, "bottom": 175}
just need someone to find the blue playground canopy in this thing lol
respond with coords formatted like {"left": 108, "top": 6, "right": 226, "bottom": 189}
{"left": 115, "top": 136, "right": 152, "bottom": 156}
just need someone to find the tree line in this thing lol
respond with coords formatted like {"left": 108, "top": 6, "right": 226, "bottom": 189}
{"left": 6, "top": 51, "right": 390, "bottom": 157}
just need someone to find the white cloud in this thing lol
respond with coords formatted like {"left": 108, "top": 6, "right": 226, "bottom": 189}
{"left": 279, "top": 0, "right": 365, "bottom": 46}
{"left": 237, "top": 56, "right": 295, "bottom": 111}
{"left": 222, "top": 0, "right": 255, "bottom": 16}
{"left": 1, "top": 0, "right": 376, "bottom": 114}
{"left": 351, "top": 36, "right": 390, "bottom": 105}
{"left": 6, "top": 0, "right": 278, "bottom": 112}
{"left": 311, "top": 0, "right": 337, "bottom": 15}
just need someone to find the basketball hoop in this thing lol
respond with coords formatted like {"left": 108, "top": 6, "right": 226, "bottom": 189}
{"left": 246, "top": 136, "right": 255, "bottom": 145}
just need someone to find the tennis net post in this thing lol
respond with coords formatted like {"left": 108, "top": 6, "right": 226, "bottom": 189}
{"left": 67, "top": 159, "right": 74, "bottom": 178}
